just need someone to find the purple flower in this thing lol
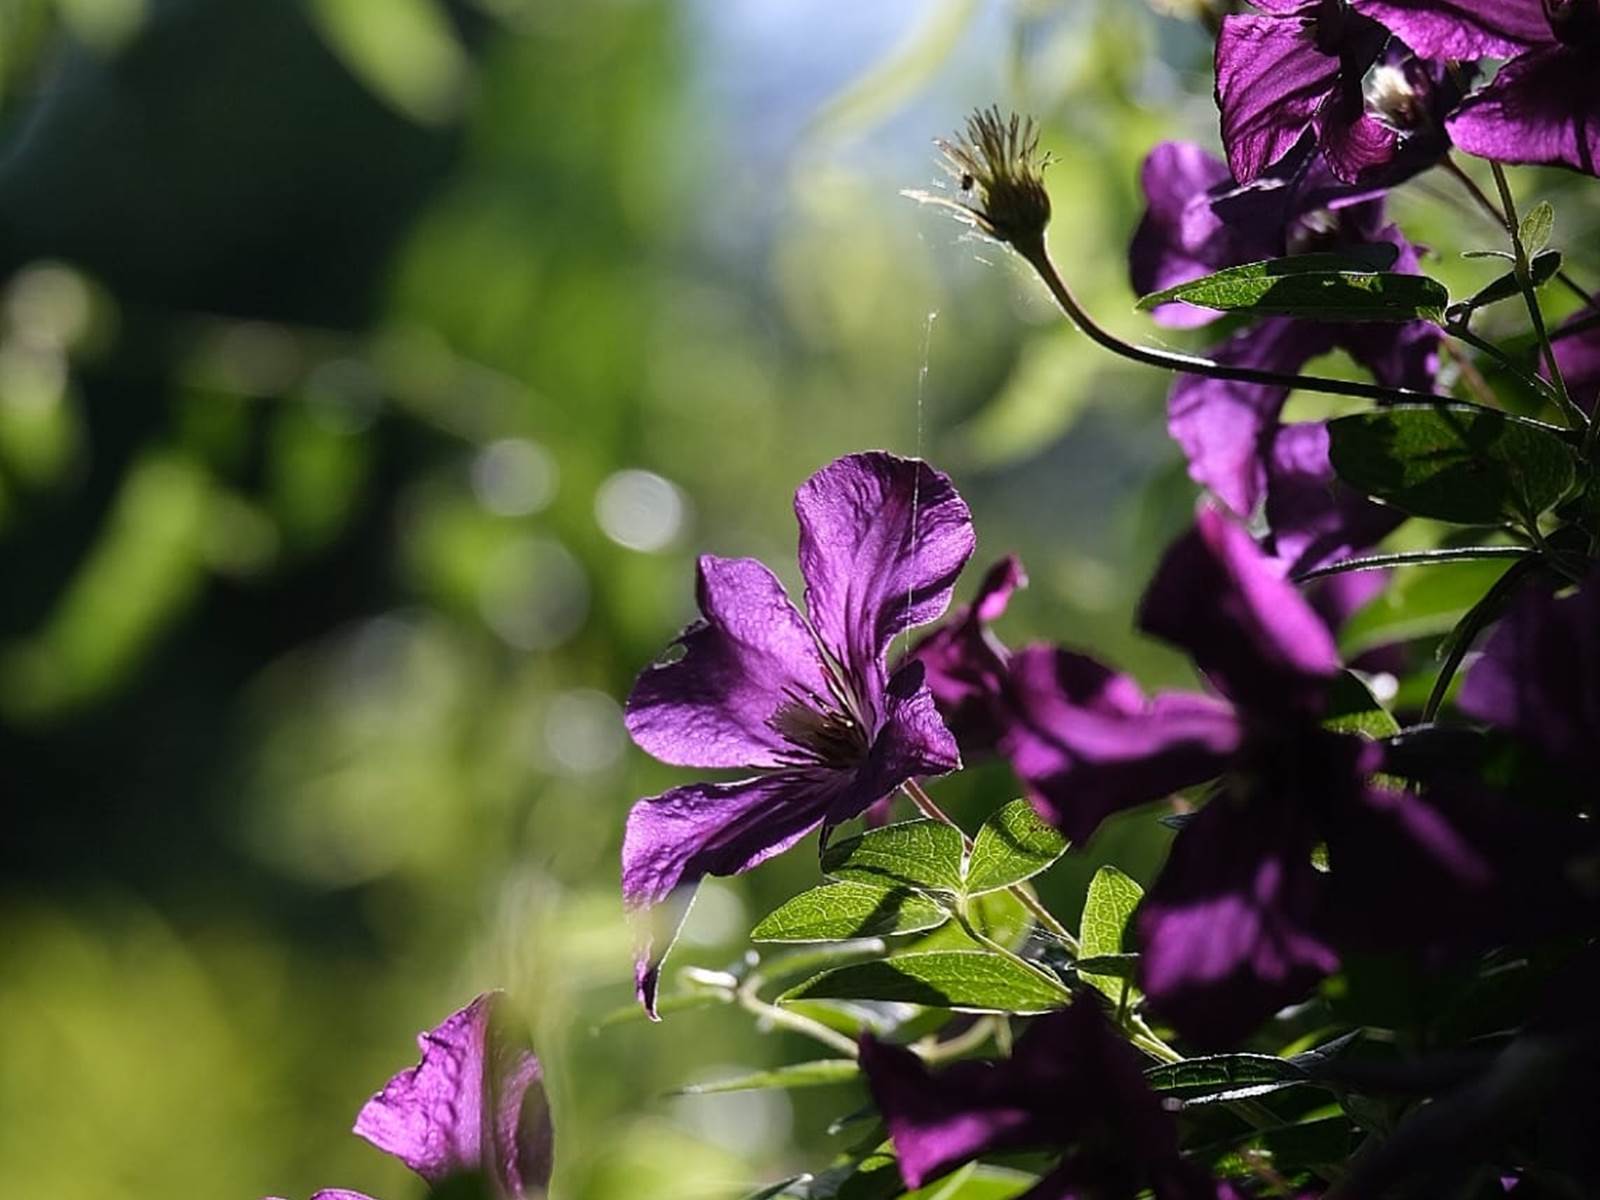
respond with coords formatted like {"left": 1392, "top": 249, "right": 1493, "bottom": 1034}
{"left": 1549, "top": 310, "right": 1600, "bottom": 413}
{"left": 1355, "top": 0, "right": 1600, "bottom": 174}
{"left": 1459, "top": 570, "right": 1600, "bottom": 778}
{"left": 860, "top": 1002, "right": 1225, "bottom": 1199}
{"left": 623, "top": 452, "right": 972, "bottom": 1013}
{"left": 269, "top": 992, "right": 553, "bottom": 1200}
{"left": 1215, "top": 0, "right": 1395, "bottom": 183}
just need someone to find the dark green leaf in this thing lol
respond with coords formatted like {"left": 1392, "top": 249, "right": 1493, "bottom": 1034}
{"left": 753, "top": 882, "right": 950, "bottom": 943}
{"left": 781, "top": 951, "right": 1066, "bottom": 1013}
{"left": 963, "top": 799, "right": 1069, "bottom": 894}
{"left": 1145, "top": 1053, "right": 1312, "bottom": 1104}
{"left": 1521, "top": 200, "right": 1555, "bottom": 256}
{"left": 1328, "top": 404, "right": 1576, "bottom": 524}
{"left": 822, "top": 819, "right": 965, "bottom": 893}
{"left": 674, "top": 1059, "right": 859, "bottom": 1095}
{"left": 1078, "top": 866, "right": 1143, "bottom": 1004}
{"left": 1322, "top": 670, "right": 1401, "bottom": 739}
{"left": 1072, "top": 953, "right": 1137, "bottom": 978}
{"left": 1449, "top": 248, "right": 1561, "bottom": 319}
{"left": 1136, "top": 252, "right": 1448, "bottom": 323}
{"left": 1337, "top": 557, "right": 1512, "bottom": 656}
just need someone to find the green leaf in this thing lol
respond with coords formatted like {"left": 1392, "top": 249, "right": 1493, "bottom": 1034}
{"left": 1073, "top": 953, "right": 1138, "bottom": 978}
{"left": 1328, "top": 404, "right": 1576, "bottom": 525}
{"left": 1521, "top": 200, "right": 1555, "bottom": 257}
{"left": 1337, "top": 557, "right": 1512, "bottom": 656}
{"left": 911, "top": 888, "right": 1031, "bottom": 953}
{"left": 1144, "top": 1053, "right": 1311, "bottom": 1104}
{"left": 752, "top": 883, "right": 950, "bottom": 943}
{"left": 1450, "top": 248, "right": 1561, "bottom": 319}
{"left": 963, "top": 799, "right": 1069, "bottom": 894}
{"left": 781, "top": 951, "right": 1066, "bottom": 1014}
{"left": 821, "top": 819, "right": 965, "bottom": 893}
{"left": 674, "top": 1059, "right": 859, "bottom": 1096}
{"left": 1136, "top": 252, "right": 1449, "bottom": 323}
{"left": 1322, "top": 670, "right": 1401, "bottom": 739}
{"left": 1078, "top": 866, "right": 1144, "bottom": 1004}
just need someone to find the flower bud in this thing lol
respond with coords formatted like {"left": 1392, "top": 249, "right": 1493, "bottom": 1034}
{"left": 907, "top": 107, "right": 1053, "bottom": 249}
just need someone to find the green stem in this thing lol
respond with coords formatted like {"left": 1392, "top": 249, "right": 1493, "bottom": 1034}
{"left": 953, "top": 900, "right": 1074, "bottom": 1003}
{"left": 1444, "top": 320, "right": 1559, "bottom": 407}
{"left": 1423, "top": 556, "right": 1543, "bottom": 721}
{"left": 736, "top": 973, "right": 861, "bottom": 1058}
{"left": 1487, "top": 161, "right": 1586, "bottom": 432}
{"left": 915, "top": 1017, "right": 998, "bottom": 1063}
{"left": 903, "top": 779, "right": 1082, "bottom": 954}
{"left": 1292, "top": 546, "right": 1531, "bottom": 583}
{"left": 1012, "top": 232, "right": 1449, "bottom": 410}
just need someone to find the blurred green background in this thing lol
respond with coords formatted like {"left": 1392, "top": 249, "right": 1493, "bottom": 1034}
{"left": 3, "top": 1, "right": 1594, "bottom": 1197}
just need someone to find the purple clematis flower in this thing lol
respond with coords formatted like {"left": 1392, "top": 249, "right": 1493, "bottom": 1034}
{"left": 268, "top": 992, "right": 553, "bottom": 1200}
{"left": 1354, "top": 0, "right": 1600, "bottom": 175}
{"left": 1459, "top": 570, "right": 1600, "bottom": 778}
{"left": 1215, "top": 0, "right": 1396, "bottom": 183}
{"left": 1548, "top": 310, "right": 1600, "bottom": 413}
{"left": 860, "top": 1002, "right": 1227, "bottom": 1199}
{"left": 1132, "top": 142, "right": 1433, "bottom": 573}
{"left": 623, "top": 452, "right": 973, "bottom": 1014}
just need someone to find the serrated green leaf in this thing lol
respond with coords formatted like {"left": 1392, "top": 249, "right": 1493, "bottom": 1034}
{"left": 1450, "top": 248, "right": 1561, "bottom": 319}
{"left": 781, "top": 951, "right": 1066, "bottom": 1013}
{"left": 753, "top": 882, "right": 950, "bottom": 943}
{"left": 1322, "top": 670, "right": 1401, "bottom": 738}
{"left": 822, "top": 819, "right": 965, "bottom": 893}
{"left": 1078, "top": 866, "right": 1144, "bottom": 1004}
{"left": 1144, "top": 1052, "right": 1310, "bottom": 1104}
{"left": 1136, "top": 251, "right": 1448, "bottom": 323}
{"left": 1521, "top": 200, "right": 1555, "bottom": 256}
{"left": 1328, "top": 404, "right": 1576, "bottom": 525}
{"left": 675, "top": 1059, "right": 859, "bottom": 1096}
{"left": 963, "top": 799, "right": 1069, "bottom": 894}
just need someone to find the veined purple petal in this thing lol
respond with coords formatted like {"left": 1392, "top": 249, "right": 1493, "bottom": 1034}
{"left": 1349, "top": 0, "right": 1550, "bottom": 59}
{"left": 1264, "top": 421, "right": 1404, "bottom": 575}
{"left": 1140, "top": 507, "right": 1340, "bottom": 712}
{"left": 1139, "top": 794, "right": 1338, "bottom": 1048}
{"left": 1168, "top": 319, "right": 1340, "bottom": 515}
{"left": 1001, "top": 646, "right": 1241, "bottom": 844}
{"left": 1216, "top": 13, "right": 1342, "bottom": 183}
{"left": 795, "top": 453, "right": 975, "bottom": 712}
{"left": 1448, "top": 48, "right": 1600, "bottom": 177}
{"left": 353, "top": 993, "right": 552, "bottom": 1197}
{"left": 1459, "top": 573, "right": 1600, "bottom": 775}
{"left": 626, "top": 555, "right": 829, "bottom": 771}
{"left": 1316, "top": 91, "right": 1399, "bottom": 184}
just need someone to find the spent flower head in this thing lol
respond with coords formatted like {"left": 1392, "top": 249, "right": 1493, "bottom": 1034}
{"left": 907, "top": 107, "right": 1053, "bottom": 248}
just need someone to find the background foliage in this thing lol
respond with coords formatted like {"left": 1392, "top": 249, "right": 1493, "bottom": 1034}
{"left": 3, "top": 1, "right": 1595, "bottom": 1196}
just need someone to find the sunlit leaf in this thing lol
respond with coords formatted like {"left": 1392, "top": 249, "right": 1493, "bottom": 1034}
{"left": 1322, "top": 671, "right": 1400, "bottom": 739}
{"left": 674, "top": 1059, "right": 859, "bottom": 1096}
{"left": 1136, "top": 251, "right": 1449, "bottom": 323}
{"left": 822, "top": 819, "right": 965, "bottom": 893}
{"left": 963, "top": 799, "right": 1068, "bottom": 895}
{"left": 752, "top": 883, "right": 950, "bottom": 943}
{"left": 1078, "top": 866, "right": 1143, "bottom": 1004}
{"left": 781, "top": 951, "right": 1066, "bottom": 1014}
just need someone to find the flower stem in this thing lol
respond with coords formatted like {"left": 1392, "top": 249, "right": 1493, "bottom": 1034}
{"left": 1422, "top": 556, "right": 1543, "bottom": 721}
{"left": 736, "top": 972, "right": 861, "bottom": 1058}
{"left": 1010, "top": 231, "right": 1449, "bottom": 410}
{"left": 953, "top": 900, "right": 1075, "bottom": 1004}
{"left": 1292, "top": 546, "right": 1531, "bottom": 583}
{"left": 1443, "top": 320, "right": 1559, "bottom": 408}
{"left": 902, "top": 779, "right": 1081, "bottom": 954}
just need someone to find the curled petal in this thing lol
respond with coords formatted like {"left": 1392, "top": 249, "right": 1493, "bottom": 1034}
{"left": 1139, "top": 795, "right": 1338, "bottom": 1048}
{"left": 627, "top": 555, "right": 828, "bottom": 770}
{"left": 1001, "top": 646, "right": 1241, "bottom": 844}
{"left": 1448, "top": 48, "right": 1600, "bottom": 177}
{"left": 1216, "top": 14, "right": 1341, "bottom": 183}
{"left": 1349, "top": 0, "right": 1550, "bottom": 59}
{"left": 1139, "top": 506, "right": 1340, "bottom": 713}
{"left": 795, "top": 453, "right": 975, "bottom": 711}
{"left": 354, "top": 993, "right": 552, "bottom": 1195}
{"left": 1316, "top": 93, "right": 1399, "bottom": 184}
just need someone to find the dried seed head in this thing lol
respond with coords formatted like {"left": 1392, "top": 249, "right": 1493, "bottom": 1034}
{"left": 906, "top": 107, "right": 1053, "bottom": 249}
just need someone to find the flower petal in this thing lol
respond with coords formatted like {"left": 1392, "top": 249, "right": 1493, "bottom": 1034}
{"left": 353, "top": 993, "right": 552, "bottom": 1194}
{"left": 1000, "top": 646, "right": 1241, "bottom": 844}
{"left": 795, "top": 453, "right": 975, "bottom": 709}
{"left": 1139, "top": 794, "right": 1338, "bottom": 1049}
{"left": 627, "top": 555, "right": 829, "bottom": 770}
{"left": 1168, "top": 318, "right": 1339, "bottom": 515}
{"left": 1448, "top": 48, "right": 1600, "bottom": 177}
{"left": 1264, "top": 421, "right": 1404, "bottom": 575}
{"left": 1139, "top": 506, "right": 1340, "bottom": 713}
{"left": 1216, "top": 13, "right": 1340, "bottom": 183}
{"left": 1349, "top": 0, "right": 1550, "bottom": 60}
{"left": 1551, "top": 310, "right": 1600, "bottom": 414}
{"left": 832, "top": 662, "right": 962, "bottom": 827}
{"left": 1316, "top": 94, "right": 1399, "bottom": 184}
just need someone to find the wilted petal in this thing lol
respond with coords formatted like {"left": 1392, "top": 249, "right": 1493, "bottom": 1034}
{"left": 1459, "top": 573, "right": 1600, "bottom": 775}
{"left": 795, "top": 453, "right": 975, "bottom": 712}
{"left": 1349, "top": 0, "right": 1549, "bottom": 59}
{"left": 354, "top": 993, "right": 552, "bottom": 1196}
{"left": 1001, "top": 646, "right": 1241, "bottom": 844}
{"left": 1139, "top": 506, "right": 1340, "bottom": 712}
{"left": 1168, "top": 319, "right": 1339, "bottom": 515}
{"left": 1449, "top": 48, "right": 1600, "bottom": 176}
{"left": 621, "top": 772, "right": 840, "bottom": 911}
{"left": 627, "top": 555, "right": 828, "bottom": 770}
{"left": 906, "top": 556, "right": 1025, "bottom": 755}
{"left": 1216, "top": 13, "right": 1342, "bottom": 183}
{"left": 1264, "top": 421, "right": 1404, "bottom": 575}
{"left": 1139, "top": 794, "right": 1338, "bottom": 1048}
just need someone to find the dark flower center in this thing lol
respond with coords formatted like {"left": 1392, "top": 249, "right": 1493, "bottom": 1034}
{"left": 1547, "top": 0, "right": 1600, "bottom": 47}
{"left": 770, "top": 685, "right": 871, "bottom": 768}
